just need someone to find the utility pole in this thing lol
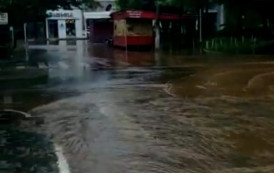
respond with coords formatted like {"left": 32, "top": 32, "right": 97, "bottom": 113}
{"left": 199, "top": 8, "right": 203, "bottom": 53}
{"left": 199, "top": 8, "right": 202, "bottom": 44}
{"left": 155, "top": 1, "right": 160, "bottom": 50}
{"left": 24, "top": 23, "right": 29, "bottom": 62}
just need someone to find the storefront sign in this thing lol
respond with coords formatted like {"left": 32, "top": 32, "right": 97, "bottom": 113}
{"left": 126, "top": 10, "right": 155, "bottom": 19}
{"left": 48, "top": 11, "right": 73, "bottom": 18}
{"left": 0, "top": 13, "right": 8, "bottom": 25}
{"left": 127, "top": 11, "right": 143, "bottom": 18}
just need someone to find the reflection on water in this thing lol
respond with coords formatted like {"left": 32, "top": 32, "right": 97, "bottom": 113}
{"left": 4, "top": 41, "right": 274, "bottom": 173}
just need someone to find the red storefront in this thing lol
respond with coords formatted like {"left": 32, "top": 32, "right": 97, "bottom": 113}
{"left": 110, "top": 10, "right": 185, "bottom": 48}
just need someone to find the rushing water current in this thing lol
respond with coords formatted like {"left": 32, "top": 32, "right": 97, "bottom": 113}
{"left": 2, "top": 41, "right": 274, "bottom": 173}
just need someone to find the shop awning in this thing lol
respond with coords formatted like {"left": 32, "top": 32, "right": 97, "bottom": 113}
{"left": 111, "top": 10, "right": 194, "bottom": 20}
{"left": 84, "top": 11, "right": 112, "bottom": 19}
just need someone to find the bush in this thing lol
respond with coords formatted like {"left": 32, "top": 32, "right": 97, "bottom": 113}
{"left": 204, "top": 37, "right": 258, "bottom": 54}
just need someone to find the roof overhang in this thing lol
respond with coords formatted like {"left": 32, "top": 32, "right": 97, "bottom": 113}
{"left": 111, "top": 10, "right": 194, "bottom": 20}
{"left": 84, "top": 11, "right": 112, "bottom": 19}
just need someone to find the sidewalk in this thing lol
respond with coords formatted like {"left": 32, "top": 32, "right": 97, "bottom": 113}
{"left": 0, "top": 67, "right": 48, "bottom": 90}
{"left": 0, "top": 111, "right": 59, "bottom": 173}
{"left": 0, "top": 40, "right": 48, "bottom": 88}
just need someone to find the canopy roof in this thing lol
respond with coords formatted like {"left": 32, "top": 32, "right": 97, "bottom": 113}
{"left": 111, "top": 10, "right": 194, "bottom": 20}
{"left": 84, "top": 11, "right": 112, "bottom": 19}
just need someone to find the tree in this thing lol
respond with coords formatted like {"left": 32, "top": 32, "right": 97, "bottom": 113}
{"left": 0, "top": 0, "right": 98, "bottom": 27}
{"left": 215, "top": 0, "right": 274, "bottom": 37}
{"left": 158, "top": 0, "right": 212, "bottom": 13}
{"left": 116, "top": 0, "right": 155, "bottom": 10}
{"left": 116, "top": 0, "right": 217, "bottom": 13}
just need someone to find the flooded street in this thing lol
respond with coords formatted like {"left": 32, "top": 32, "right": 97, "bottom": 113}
{"left": 2, "top": 41, "right": 274, "bottom": 173}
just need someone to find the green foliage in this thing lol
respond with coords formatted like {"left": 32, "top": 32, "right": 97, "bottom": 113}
{"left": 0, "top": 0, "right": 97, "bottom": 26}
{"left": 115, "top": 0, "right": 274, "bottom": 29}
{"left": 115, "top": 0, "right": 216, "bottom": 13}
{"left": 0, "top": 0, "right": 12, "bottom": 9}
{"left": 220, "top": 0, "right": 274, "bottom": 36}
{"left": 204, "top": 37, "right": 267, "bottom": 54}
{"left": 116, "top": 0, "right": 153, "bottom": 10}
{"left": 159, "top": 0, "right": 210, "bottom": 7}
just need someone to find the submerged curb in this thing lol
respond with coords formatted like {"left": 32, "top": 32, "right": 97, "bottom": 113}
{"left": 54, "top": 144, "right": 71, "bottom": 173}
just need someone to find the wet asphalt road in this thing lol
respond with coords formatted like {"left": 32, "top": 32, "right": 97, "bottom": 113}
{"left": 2, "top": 41, "right": 274, "bottom": 173}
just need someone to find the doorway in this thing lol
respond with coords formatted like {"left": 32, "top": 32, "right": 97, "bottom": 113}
{"left": 66, "top": 19, "right": 76, "bottom": 37}
{"left": 48, "top": 20, "right": 58, "bottom": 38}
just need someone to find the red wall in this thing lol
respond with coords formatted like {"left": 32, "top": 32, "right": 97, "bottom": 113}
{"left": 114, "top": 36, "right": 154, "bottom": 47}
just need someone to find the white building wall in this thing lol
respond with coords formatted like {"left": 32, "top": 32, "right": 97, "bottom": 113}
{"left": 217, "top": 4, "right": 225, "bottom": 31}
{"left": 58, "top": 20, "right": 67, "bottom": 39}
{"left": 46, "top": 9, "right": 85, "bottom": 39}
{"left": 75, "top": 19, "right": 83, "bottom": 38}
{"left": 71, "top": 9, "right": 84, "bottom": 38}
{"left": 203, "top": 4, "right": 225, "bottom": 31}
{"left": 45, "top": 19, "right": 49, "bottom": 39}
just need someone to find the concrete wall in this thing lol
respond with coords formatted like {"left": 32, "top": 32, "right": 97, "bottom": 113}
{"left": 205, "top": 4, "right": 225, "bottom": 31}
{"left": 57, "top": 20, "right": 66, "bottom": 39}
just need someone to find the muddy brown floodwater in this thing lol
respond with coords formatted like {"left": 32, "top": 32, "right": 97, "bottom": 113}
{"left": 12, "top": 42, "right": 274, "bottom": 173}
{"left": 32, "top": 86, "right": 274, "bottom": 173}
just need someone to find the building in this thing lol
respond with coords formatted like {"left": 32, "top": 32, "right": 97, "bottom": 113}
{"left": 84, "top": 11, "right": 113, "bottom": 43}
{"left": 0, "top": 12, "right": 14, "bottom": 58}
{"left": 202, "top": 4, "right": 225, "bottom": 34}
{"left": 43, "top": 0, "right": 116, "bottom": 41}
{"left": 84, "top": 0, "right": 116, "bottom": 43}
{"left": 45, "top": 9, "right": 86, "bottom": 40}
{"left": 111, "top": 10, "right": 195, "bottom": 48}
